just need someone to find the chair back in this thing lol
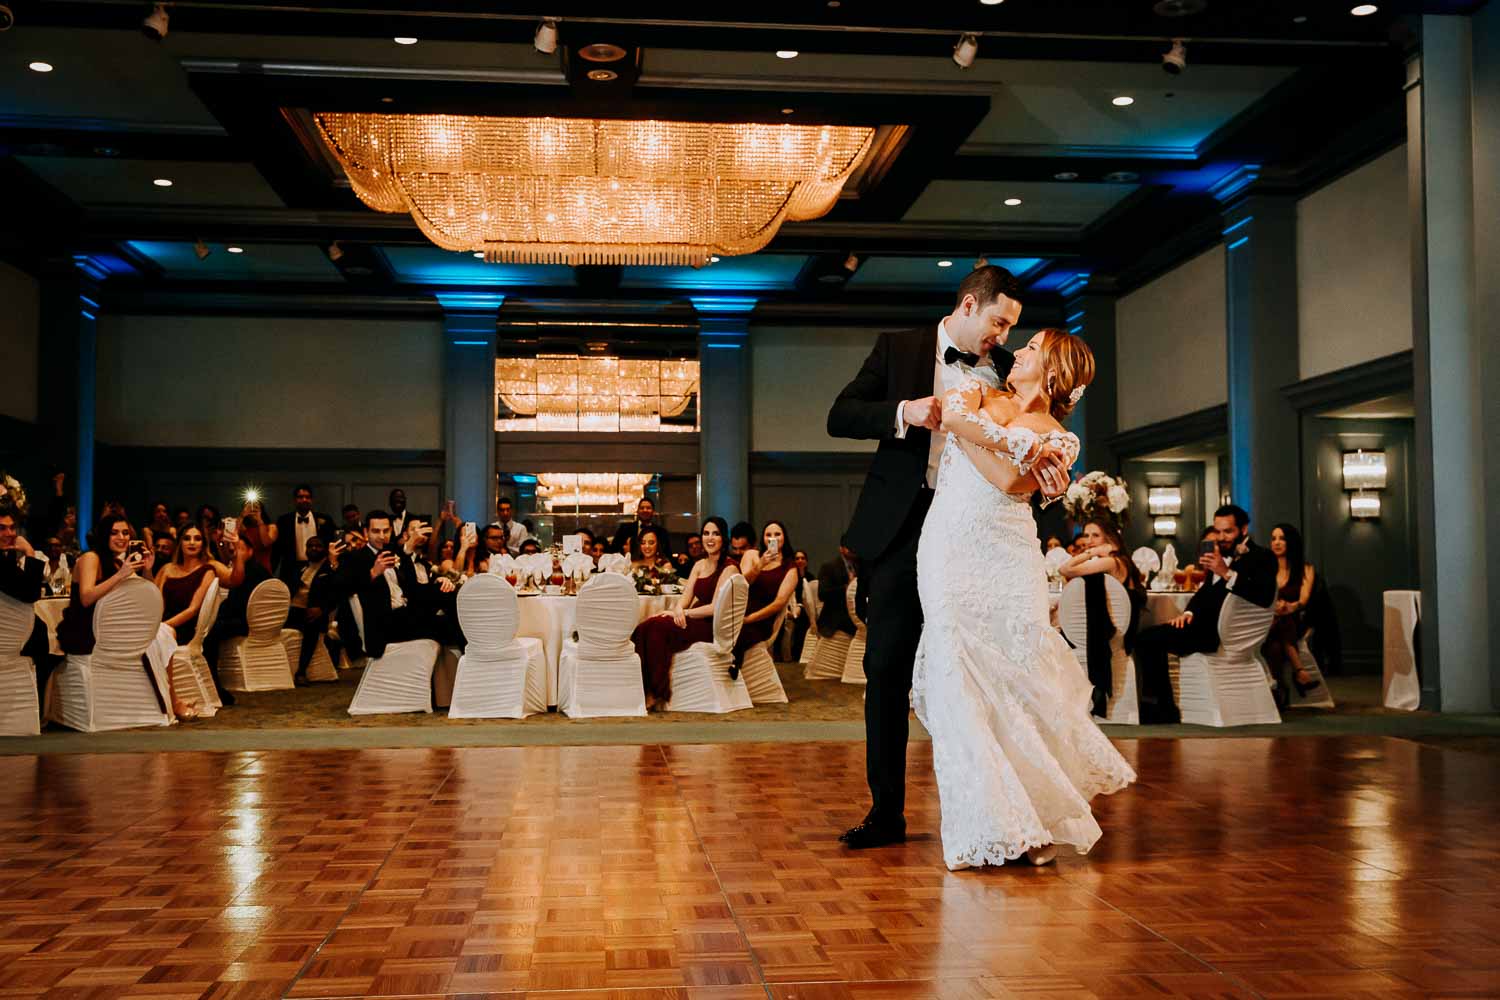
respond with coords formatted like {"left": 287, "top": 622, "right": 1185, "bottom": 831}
{"left": 1057, "top": 575, "right": 1132, "bottom": 647}
{"left": 575, "top": 572, "right": 638, "bottom": 659}
{"left": 348, "top": 594, "right": 366, "bottom": 638}
{"left": 711, "top": 574, "right": 749, "bottom": 653}
{"left": 1218, "top": 594, "right": 1276, "bottom": 656}
{"left": 0, "top": 593, "right": 33, "bottom": 656}
{"left": 457, "top": 574, "right": 519, "bottom": 651}
{"left": 244, "top": 579, "right": 291, "bottom": 639}
{"left": 190, "top": 577, "right": 222, "bottom": 651}
{"left": 92, "top": 577, "right": 164, "bottom": 657}
{"left": 845, "top": 577, "right": 863, "bottom": 627}
{"left": 803, "top": 579, "right": 821, "bottom": 624}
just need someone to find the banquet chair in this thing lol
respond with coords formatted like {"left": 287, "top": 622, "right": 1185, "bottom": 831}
{"left": 665, "top": 574, "right": 751, "bottom": 714}
{"left": 1057, "top": 576, "right": 1139, "bottom": 724}
{"left": 841, "top": 578, "right": 868, "bottom": 685}
{"left": 798, "top": 579, "right": 820, "bottom": 666}
{"left": 449, "top": 575, "right": 547, "bottom": 718}
{"left": 1280, "top": 628, "right": 1335, "bottom": 710}
{"left": 1382, "top": 593, "right": 1421, "bottom": 710}
{"left": 1178, "top": 595, "right": 1281, "bottom": 727}
{"left": 0, "top": 593, "right": 40, "bottom": 736}
{"left": 48, "top": 577, "right": 171, "bottom": 732}
{"left": 559, "top": 572, "right": 646, "bottom": 718}
{"left": 281, "top": 626, "right": 339, "bottom": 683}
{"left": 167, "top": 577, "right": 220, "bottom": 718}
{"left": 217, "top": 579, "right": 296, "bottom": 692}
{"left": 739, "top": 604, "right": 790, "bottom": 705}
{"left": 804, "top": 588, "right": 851, "bottom": 680}
{"left": 346, "top": 595, "right": 439, "bottom": 715}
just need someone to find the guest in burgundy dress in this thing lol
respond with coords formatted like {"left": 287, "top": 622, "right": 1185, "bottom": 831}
{"left": 632, "top": 517, "right": 739, "bottom": 709}
{"left": 732, "top": 520, "right": 801, "bottom": 670}
{"left": 156, "top": 525, "right": 225, "bottom": 644}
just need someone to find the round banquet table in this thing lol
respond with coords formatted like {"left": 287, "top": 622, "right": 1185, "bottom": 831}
{"left": 1048, "top": 588, "right": 1192, "bottom": 629}
{"left": 515, "top": 591, "right": 678, "bottom": 706}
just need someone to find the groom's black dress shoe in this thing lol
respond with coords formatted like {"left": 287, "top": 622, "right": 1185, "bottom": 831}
{"left": 840, "top": 817, "right": 906, "bottom": 849}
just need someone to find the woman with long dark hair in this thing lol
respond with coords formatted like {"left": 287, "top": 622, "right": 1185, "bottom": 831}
{"left": 631, "top": 516, "right": 740, "bottom": 709}
{"left": 156, "top": 524, "right": 228, "bottom": 644}
{"left": 56, "top": 515, "right": 155, "bottom": 655}
{"left": 733, "top": 519, "right": 800, "bottom": 671}
{"left": 1263, "top": 523, "right": 1319, "bottom": 694}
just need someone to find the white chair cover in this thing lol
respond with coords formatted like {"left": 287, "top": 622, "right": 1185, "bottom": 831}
{"left": 1057, "top": 575, "right": 1139, "bottom": 724}
{"left": 217, "top": 579, "right": 295, "bottom": 691}
{"left": 841, "top": 577, "right": 867, "bottom": 685}
{"left": 1178, "top": 595, "right": 1281, "bottom": 727}
{"left": 346, "top": 594, "right": 439, "bottom": 715}
{"left": 448, "top": 575, "right": 547, "bottom": 718}
{"left": 0, "top": 593, "right": 39, "bottom": 736}
{"left": 1382, "top": 590, "right": 1421, "bottom": 711}
{"left": 49, "top": 577, "right": 171, "bottom": 732}
{"left": 167, "top": 577, "right": 219, "bottom": 718}
{"left": 798, "top": 579, "right": 821, "bottom": 665}
{"left": 665, "top": 574, "right": 751, "bottom": 713}
{"left": 559, "top": 572, "right": 645, "bottom": 718}
{"left": 1283, "top": 628, "right": 1335, "bottom": 709}
{"left": 740, "top": 603, "right": 790, "bottom": 705}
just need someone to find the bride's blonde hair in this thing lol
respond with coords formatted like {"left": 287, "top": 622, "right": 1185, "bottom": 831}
{"left": 1033, "top": 328, "right": 1095, "bottom": 423}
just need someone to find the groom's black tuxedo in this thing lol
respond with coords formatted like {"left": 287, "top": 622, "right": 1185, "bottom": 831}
{"left": 829, "top": 324, "right": 1014, "bottom": 829}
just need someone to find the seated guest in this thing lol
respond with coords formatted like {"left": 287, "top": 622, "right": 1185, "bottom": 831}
{"left": 273, "top": 484, "right": 334, "bottom": 580}
{"left": 173, "top": 507, "right": 193, "bottom": 534}
{"left": 156, "top": 524, "right": 226, "bottom": 644}
{"left": 733, "top": 520, "right": 800, "bottom": 672}
{"left": 202, "top": 528, "right": 270, "bottom": 706}
{"left": 285, "top": 534, "right": 340, "bottom": 684}
{"left": 468, "top": 524, "right": 510, "bottom": 576}
{"left": 341, "top": 503, "right": 362, "bottom": 534}
{"left": 789, "top": 548, "right": 813, "bottom": 655}
{"left": 0, "top": 500, "right": 51, "bottom": 722}
{"left": 42, "top": 537, "right": 70, "bottom": 595}
{"left": 57, "top": 505, "right": 80, "bottom": 557}
{"left": 387, "top": 488, "right": 428, "bottom": 542}
{"left": 142, "top": 502, "right": 176, "bottom": 549}
{"left": 1263, "top": 523, "right": 1320, "bottom": 699}
{"left": 519, "top": 538, "right": 542, "bottom": 556}
{"left": 817, "top": 538, "right": 859, "bottom": 641}
{"left": 237, "top": 499, "right": 277, "bottom": 574}
{"left": 632, "top": 517, "right": 739, "bottom": 709}
{"left": 335, "top": 510, "right": 462, "bottom": 660}
{"left": 1045, "top": 536, "right": 1064, "bottom": 552}
{"left": 673, "top": 533, "right": 702, "bottom": 573}
{"left": 492, "top": 497, "right": 527, "bottom": 556}
{"left": 1058, "top": 519, "right": 1147, "bottom": 716}
{"left": 1132, "top": 504, "right": 1276, "bottom": 723}
{"left": 589, "top": 539, "right": 606, "bottom": 569}
{"left": 631, "top": 526, "right": 676, "bottom": 578}
{"left": 152, "top": 531, "right": 177, "bottom": 566}
{"left": 729, "top": 521, "right": 755, "bottom": 560}
{"left": 431, "top": 529, "right": 471, "bottom": 583}
{"left": 609, "top": 497, "right": 658, "bottom": 555}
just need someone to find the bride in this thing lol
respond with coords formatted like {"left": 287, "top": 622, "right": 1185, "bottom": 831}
{"left": 914, "top": 327, "right": 1136, "bottom": 871}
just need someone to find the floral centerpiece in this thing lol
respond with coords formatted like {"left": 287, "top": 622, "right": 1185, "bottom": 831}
{"left": 1063, "top": 470, "right": 1130, "bottom": 536}
{"left": 631, "top": 560, "right": 679, "bottom": 596}
{"left": 0, "top": 473, "right": 28, "bottom": 517}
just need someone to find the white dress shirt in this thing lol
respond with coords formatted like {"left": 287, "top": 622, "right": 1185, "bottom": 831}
{"left": 494, "top": 520, "right": 526, "bottom": 556}
{"left": 294, "top": 512, "right": 316, "bottom": 561}
{"left": 382, "top": 559, "right": 407, "bottom": 611}
{"left": 290, "top": 560, "right": 319, "bottom": 609}
{"left": 894, "top": 320, "right": 1003, "bottom": 488}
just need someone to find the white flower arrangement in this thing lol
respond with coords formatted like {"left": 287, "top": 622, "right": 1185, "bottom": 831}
{"left": 0, "top": 473, "right": 28, "bottom": 517}
{"left": 1063, "top": 470, "right": 1130, "bottom": 533}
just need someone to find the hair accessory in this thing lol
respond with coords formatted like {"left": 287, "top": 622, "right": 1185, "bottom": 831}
{"left": 1069, "top": 385, "right": 1086, "bottom": 405}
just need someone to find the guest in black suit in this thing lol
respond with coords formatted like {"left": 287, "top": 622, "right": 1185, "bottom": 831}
{"left": 609, "top": 497, "right": 659, "bottom": 556}
{"left": 202, "top": 528, "right": 272, "bottom": 707}
{"left": 0, "top": 502, "right": 51, "bottom": 722}
{"left": 816, "top": 539, "right": 859, "bottom": 640}
{"left": 386, "top": 489, "right": 430, "bottom": 544}
{"left": 272, "top": 484, "right": 334, "bottom": 582}
{"left": 285, "top": 534, "right": 340, "bottom": 683}
{"left": 336, "top": 510, "right": 461, "bottom": 660}
{"left": 826, "top": 264, "right": 1071, "bottom": 849}
{"left": 340, "top": 503, "right": 362, "bottom": 534}
{"left": 1133, "top": 503, "right": 1277, "bottom": 723}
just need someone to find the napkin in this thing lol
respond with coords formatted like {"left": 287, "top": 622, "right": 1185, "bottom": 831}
{"left": 562, "top": 552, "right": 595, "bottom": 579}
{"left": 598, "top": 553, "right": 632, "bottom": 575}
{"left": 1043, "top": 547, "right": 1070, "bottom": 572}
{"left": 1154, "top": 544, "right": 1179, "bottom": 591}
{"left": 1131, "top": 546, "right": 1161, "bottom": 583}
{"left": 486, "top": 552, "right": 517, "bottom": 577}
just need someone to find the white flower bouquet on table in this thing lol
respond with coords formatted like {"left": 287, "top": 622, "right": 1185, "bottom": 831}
{"left": 0, "top": 473, "right": 27, "bottom": 517}
{"left": 1063, "top": 470, "right": 1130, "bottom": 535}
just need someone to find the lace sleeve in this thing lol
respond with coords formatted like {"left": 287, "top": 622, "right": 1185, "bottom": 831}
{"left": 1035, "top": 431, "right": 1082, "bottom": 509}
{"left": 942, "top": 383, "right": 1045, "bottom": 473}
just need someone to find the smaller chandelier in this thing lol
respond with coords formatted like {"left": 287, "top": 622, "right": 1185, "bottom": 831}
{"left": 537, "top": 473, "right": 655, "bottom": 511}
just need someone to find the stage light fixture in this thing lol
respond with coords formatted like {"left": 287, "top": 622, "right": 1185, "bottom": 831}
{"left": 226, "top": 246, "right": 244, "bottom": 254}
{"left": 327, "top": 242, "right": 344, "bottom": 262}
{"left": 141, "top": 3, "right": 168, "bottom": 41}
{"left": 952, "top": 33, "right": 979, "bottom": 68}
{"left": 193, "top": 240, "right": 211, "bottom": 261}
{"left": 534, "top": 18, "right": 558, "bottom": 54}
{"left": 1162, "top": 38, "right": 1187, "bottom": 75}
{"left": 843, "top": 253, "right": 859, "bottom": 272}
{"left": 1112, "top": 95, "right": 1135, "bottom": 107}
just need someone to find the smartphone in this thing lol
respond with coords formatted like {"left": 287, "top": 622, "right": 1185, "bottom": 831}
{"left": 766, "top": 538, "right": 780, "bottom": 555}
{"left": 444, "top": 499, "right": 457, "bottom": 518}
{"left": 222, "top": 516, "right": 237, "bottom": 536}
{"left": 127, "top": 540, "right": 147, "bottom": 561}
{"left": 1198, "top": 540, "right": 1218, "bottom": 560}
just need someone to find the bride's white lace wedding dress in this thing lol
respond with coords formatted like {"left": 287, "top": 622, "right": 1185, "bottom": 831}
{"left": 913, "top": 382, "right": 1136, "bottom": 871}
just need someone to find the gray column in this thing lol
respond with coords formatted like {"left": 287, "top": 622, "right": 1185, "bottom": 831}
{"left": 1407, "top": 16, "right": 1491, "bottom": 711}
{"left": 1474, "top": 2, "right": 1500, "bottom": 709}
{"left": 436, "top": 293, "right": 503, "bottom": 526}
{"left": 37, "top": 259, "right": 99, "bottom": 525}
{"left": 1059, "top": 274, "right": 1118, "bottom": 473}
{"left": 690, "top": 297, "right": 755, "bottom": 524}
{"left": 1212, "top": 172, "right": 1302, "bottom": 531}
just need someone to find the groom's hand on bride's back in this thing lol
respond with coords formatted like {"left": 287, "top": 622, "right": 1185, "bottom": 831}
{"left": 903, "top": 396, "right": 943, "bottom": 432}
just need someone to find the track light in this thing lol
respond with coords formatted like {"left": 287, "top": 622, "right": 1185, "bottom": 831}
{"left": 141, "top": 3, "right": 168, "bottom": 41}
{"left": 952, "top": 33, "right": 979, "bottom": 69}
{"left": 534, "top": 18, "right": 558, "bottom": 54}
{"left": 193, "top": 240, "right": 211, "bottom": 261}
{"left": 1162, "top": 38, "right": 1187, "bottom": 75}
{"left": 327, "top": 241, "right": 344, "bottom": 262}
{"left": 843, "top": 253, "right": 859, "bottom": 272}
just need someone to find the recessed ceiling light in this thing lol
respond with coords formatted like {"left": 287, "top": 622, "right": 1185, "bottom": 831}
{"left": 1293, "top": 14, "right": 1308, "bottom": 23}
{"left": 586, "top": 69, "right": 618, "bottom": 81}
{"left": 473, "top": 252, "right": 484, "bottom": 258}
{"left": 1112, "top": 95, "right": 1135, "bottom": 107}
{"left": 1054, "top": 171, "right": 1079, "bottom": 181}
{"left": 29, "top": 61, "right": 54, "bottom": 73}
{"left": 1104, "top": 170, "right": 1140, "bottom": 183}
{"left": 393, "top": 36, "right": 418, "bottom": 45}
{"left": 152, "top": 177, "right": 173, "bottom": 187}
{"left": 776, "top": 50, "right": 799, "bottom": 59}
{"left": 380, "top": 96, "right": 395, "bottom": 103}
{"left": 937, "top": 260, "right": 953, "bottom": 268}
{"left": 980, "top": 0, "right": 1005, "bottom": 5}
{"left": 226, "top": 246, "right": 244, "bottom": 254}
{"left": 710, "top": 255, "right": 721, "bottom": 263}
{"left": 781, "top": 107, "right": 795, "bottom": 114}
{"left": 1350, "top": 4, "right": 1377, "bottom": 14}
{"left": 1004, "top": 197, "right": 1022, "bottom": 206}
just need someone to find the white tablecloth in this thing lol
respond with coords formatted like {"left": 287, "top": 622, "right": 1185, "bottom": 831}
{"left": 516, "top": 592, "right": 677, "bottom": 705}
{"left": 1383, "top": 590, "right": 1421, "bottom": 711}
{"left": 1048, "top": 589, "right": 1191, "bottom": 629}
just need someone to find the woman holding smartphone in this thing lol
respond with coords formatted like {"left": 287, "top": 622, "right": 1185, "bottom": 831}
{"left": 56, "top": 515, "right": 155, "bottom": 655}
{"left": 732, "top": 520, "right": 800, "bottom": 672}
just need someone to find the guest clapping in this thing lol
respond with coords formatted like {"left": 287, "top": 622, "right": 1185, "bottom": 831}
{"left": 733, "top": 520, "right": 800, "bottom": 673}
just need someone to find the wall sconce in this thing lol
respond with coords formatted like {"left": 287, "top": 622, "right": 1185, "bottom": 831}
{"left": 1147, "top": 486, "right": 1182, "bottom": 516}
{"left": 1350, "top": 493, "right": 1381, "bottom": 519}
{"left": 1343, "top": 450, "right": 1386, "bottom": 520}
{"left": 1153, "top": 518, "right": 1178, "bottom": 537}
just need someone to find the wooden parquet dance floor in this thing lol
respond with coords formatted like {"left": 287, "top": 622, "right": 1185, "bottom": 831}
{"left": 0, "top": 736, "right": 1496, "bottom": 1000}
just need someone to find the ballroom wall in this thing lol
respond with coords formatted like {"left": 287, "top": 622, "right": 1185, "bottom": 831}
{"left": 96, "top": 314, "right": 444, "bottom": 450}
{"left": 750, "top": 325, "right": 880, "bottom": 454}
{"left": 0, "top": 261, "right": 40, "bottom": 425}
{"left": 1115, "top": 246, "right": 1228, "bottom": 431}
{"left": 1297, "top": 146, "right": 1414, "bottom": 380}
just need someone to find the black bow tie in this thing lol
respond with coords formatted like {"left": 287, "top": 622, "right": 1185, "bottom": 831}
{"left": 944, "top": 346, "right": 980, "bottom": 368}
{"left": 298, "top": 514, "right": 311, "bottom": 523}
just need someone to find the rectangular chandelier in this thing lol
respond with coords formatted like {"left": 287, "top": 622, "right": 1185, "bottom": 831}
{"left": 496, "top": 355, "right": 699, "bottom": 433}
{"left": 313, "top": 113, "right": 876, "bottom": 266}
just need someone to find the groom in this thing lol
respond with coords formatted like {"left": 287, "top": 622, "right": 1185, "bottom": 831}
{"left": 828, "top": 265, "right": 1073, "bottom": 848}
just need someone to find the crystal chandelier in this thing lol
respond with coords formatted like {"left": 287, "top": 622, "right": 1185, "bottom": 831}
{"left": 313, "top": 113, "right": 875, "bottom": 266}
{"left": 496, "top": 355, "right": 699, "bottom": 432}
{"left": 537, "top": 473, "right": 656, "bottom": 511}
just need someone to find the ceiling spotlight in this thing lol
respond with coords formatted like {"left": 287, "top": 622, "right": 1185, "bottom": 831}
{"left": 1162, "top": 38, "right": 1187, "bottom": 75}
{"left": 781, "top": 107, "right": 795, "bottom": 114}
{"left": 586, "top": 69, "right": 618, "bottom": 81}
{"left": 141, "top": 2, "right": 168, "bottom": 41}
{"left": 843, "top": 253, "right": 860, "bottom": 272}
{"left": 1004, "top": 197, "right": 1022, "bottom": 206}
{"left": 1350, "top": 4, "right": 1378, "bottom": 14}
{"left": 1293, "top": 15, "right": 1308, "bottom": 23}
{"left": 1104, "top": 170, "right": 1140, "bottom": 183}
{"left": 952, "top": 33, "right": 979, "bottom": 69}
{"left": 1055, "top": 171, "right": 1079, "bottom": 181}
{"left": 473, "top": 252, "right": 484, "bottom": 259}
{"left": 327, "top": 241, "right": 344, "bottom": 262}
{"left": 980, "top": 0, "right": 1005, "bottom": 5}
{"left": 937, "top": 260, "right": 954, "bottom": 268}
{"left": 776, "top": 50, "right": 799, "bottom": 59}
{"left": 1112, "top": 95, "right": 1135, "bottom": 107}
{"left": 226, "top": 246, "right": 244, "bottom": 254}
{"left": 710, "top": 255, "right": 721, "bottom": 263}
{"left": 380, "top": 96, "right": 394, "bottom": 103}
{"left": 152, "top": 177, "right": 173, "bottom": 187}
{"left": 192, "top": 240, "right": 211, "bottom": 261}
{"left": 534, "top": 18, "right": 558, "bottom": 54}
{"left": 392, "top": 36, "right": 418, "bottom": 45}
{"left": 28, "top": 61, "right": 53, "bottom": 73}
